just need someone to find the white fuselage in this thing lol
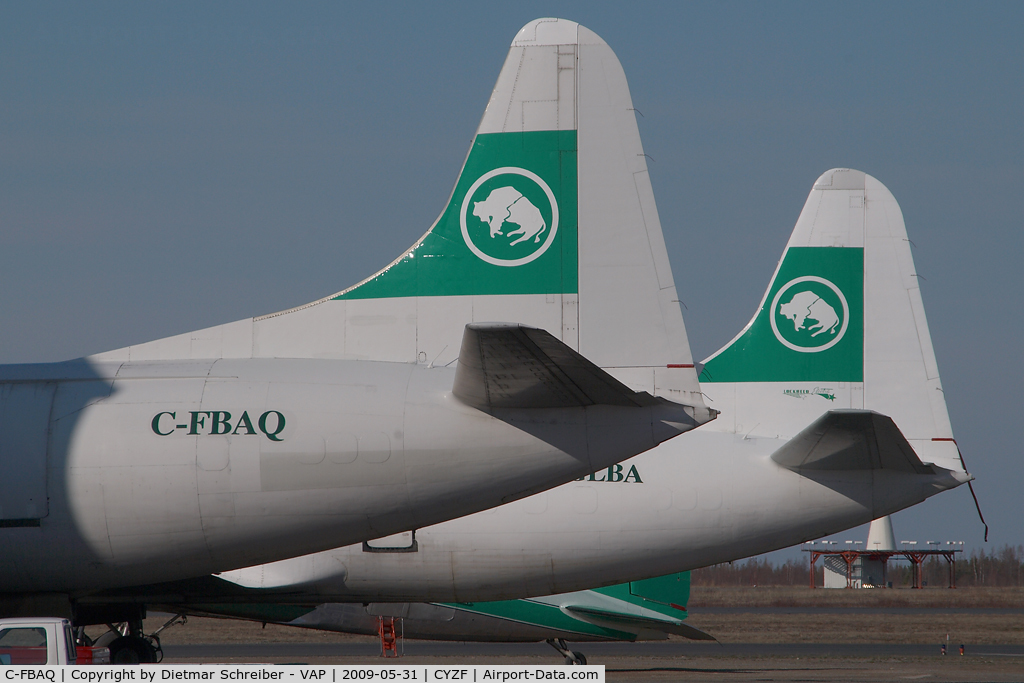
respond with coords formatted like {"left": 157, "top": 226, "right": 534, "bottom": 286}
{"left": 221, "top": 385, "right": 966, "bottom": 603}
{"left": 0, "top": 356, "right": 690, "bottom": 593}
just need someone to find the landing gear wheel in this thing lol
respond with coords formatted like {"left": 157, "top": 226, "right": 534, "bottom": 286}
{"left": 108, "top": 636, "right": 158, "bottom": 664}
{"left": 547, "top": 638, "right": 586, "bottom": 665}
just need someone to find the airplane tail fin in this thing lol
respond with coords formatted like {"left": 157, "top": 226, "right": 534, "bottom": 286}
{"left": 322, "top": 18, "right": 702, "bottom": 404}
{"left": 700, "top": 169, "right": 962, "bottom": 473}
{"left": 625, "top": 571, "right": 692, "bottom": 612}
{"left": 572, "top": 571, "right": 716, "bottom": 641}
{"left": 105, "top": 19, "right": 706, "bottom": 415}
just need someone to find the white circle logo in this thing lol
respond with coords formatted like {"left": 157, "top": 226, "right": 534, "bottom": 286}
{"left": 460, "top": 167, "right": 559, "bottom": 267}
{"left": 770, "top": 276, "right": 849, "bottom": 353}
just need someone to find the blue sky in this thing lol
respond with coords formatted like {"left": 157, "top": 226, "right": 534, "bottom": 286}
{"left": 1, "top": 2, "right": 1021, "bottom": 558}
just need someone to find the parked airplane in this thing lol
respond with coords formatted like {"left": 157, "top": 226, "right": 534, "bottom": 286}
{"left": 210, "top": 158, "right": 972, "bottom": 598}
{"left": 86, "top": 24, "right": 970, "bottom": 656}
{"left": 203, "top": 21, "right": 969, "bottom": 608}
{"left": 171, "top": 572, "right": 712, "bottom": 665}
{"left": 0, "top": 14, "right": 715, "bottom": 660}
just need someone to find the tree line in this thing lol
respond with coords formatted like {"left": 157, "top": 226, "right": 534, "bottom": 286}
{"left": 691, "top": 545, "right": 1024, "bottom": 587}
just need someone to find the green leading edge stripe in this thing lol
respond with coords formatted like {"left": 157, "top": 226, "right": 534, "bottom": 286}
{"left": 335, "top": 131, "right": 578, "bottom": 300}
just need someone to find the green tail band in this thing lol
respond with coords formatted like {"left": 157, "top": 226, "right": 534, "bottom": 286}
{"left": 701, "top": 247, "right": 864, "bottom": 383}
{"left": 335, "top": 131, "right": 578, "bottom": 300}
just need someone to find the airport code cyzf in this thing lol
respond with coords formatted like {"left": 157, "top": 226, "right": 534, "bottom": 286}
{"left": 2, "top": 668, "right": 603, "bottom": 683}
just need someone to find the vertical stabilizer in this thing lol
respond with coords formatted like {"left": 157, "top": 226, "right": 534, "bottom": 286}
{"left": 95, "top": 19, "right": 704, "bottom": 411}
{"left": 701, "top": 169, "right": 961, "bottom": 472}
{"left": 866, "top": 516, "right": 897, "bottom": 552}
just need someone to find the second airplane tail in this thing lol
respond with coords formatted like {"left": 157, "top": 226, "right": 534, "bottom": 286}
{"left": 700, "top": 169, "right": 964, "bottom": 474}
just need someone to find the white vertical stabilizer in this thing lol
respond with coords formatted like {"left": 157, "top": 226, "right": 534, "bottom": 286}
{"left": 701, "top": 169, "right": 962, "bottom": 472}
{"left": 866, "top": 516, "right": 897, "bottom": 552}
{"left": 91, "top": 19, "right": 704, "bottom": 411}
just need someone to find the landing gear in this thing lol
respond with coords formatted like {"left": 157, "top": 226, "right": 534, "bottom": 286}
{"left": 94, "top": 614, "right": 180, "bottom": 664}
{"left": 546, "top": 638, "right": 587, "bottom": 665}
{"left": 108, "top": 635, "right": 158, "bottom": 664}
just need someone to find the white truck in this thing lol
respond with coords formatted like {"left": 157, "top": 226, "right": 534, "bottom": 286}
{"left": 0, "top": 618, "right": 109, "bottom": 665}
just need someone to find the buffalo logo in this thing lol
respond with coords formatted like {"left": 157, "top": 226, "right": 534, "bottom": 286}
{"left": 460, "top": 167, "right": 558, "bottom": 266}
{"left": 780, "top": 291, "right": 840, "bottom": 337}
{"left": 473, "top": 187, "right": 547, "bottom": 245}
{"left": 770, "top": 276, "right": 849, "bottom": 352}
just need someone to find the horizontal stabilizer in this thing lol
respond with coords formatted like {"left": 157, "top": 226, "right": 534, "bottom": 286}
{"left": 562, "top": 605, "right": 717, "bottom": 641}
{"left": 771, "top": 410, "right": 935, "bottom": 474}
{"left": 453, "top": 324, "right": 662, "bottom": 410}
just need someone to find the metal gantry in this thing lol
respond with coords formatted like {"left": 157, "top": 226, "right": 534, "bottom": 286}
{"left": 804, "top": 543, "right": 963, "bottom": 589}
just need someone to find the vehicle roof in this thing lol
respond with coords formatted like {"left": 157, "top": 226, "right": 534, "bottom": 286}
{"left": 0, "top": 617, "right": 69, "bottom": 625}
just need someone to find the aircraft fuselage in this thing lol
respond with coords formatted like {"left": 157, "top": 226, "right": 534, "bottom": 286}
{"left": 0, "top": 356, "right": 689, "bottom": 593}
{"left": 217, "top": 423, "right": 966, "bottom": 603}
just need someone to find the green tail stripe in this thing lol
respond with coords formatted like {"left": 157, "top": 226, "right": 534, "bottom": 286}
{"left": 335, "top": 131, "right": 578, "bottom": 300}
{"left": 701, "top": 247, "right": 864, "bottom": 383}
{"left": 592, "top": 572, "right": 691, "bottom": 619}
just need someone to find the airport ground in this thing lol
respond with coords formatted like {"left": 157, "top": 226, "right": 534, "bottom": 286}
{"left": 119, "top": 587, "right": 1024, "bottom": 681}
